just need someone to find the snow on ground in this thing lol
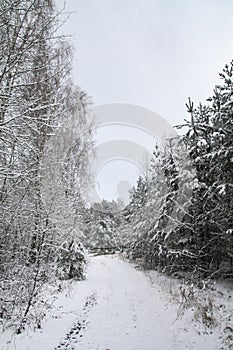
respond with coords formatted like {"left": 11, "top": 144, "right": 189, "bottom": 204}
{"left": 1, "top": 255, "right": 232, "bottom": 350}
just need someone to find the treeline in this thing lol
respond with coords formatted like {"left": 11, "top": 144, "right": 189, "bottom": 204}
{"left": 83, "top": 200, "right": 124, "bottom": 251}
{"left": 0, "top": 1, "right": 92, "bottom": 331}
{"left": 123, "top": 62, "right": 233, "bottom": 280}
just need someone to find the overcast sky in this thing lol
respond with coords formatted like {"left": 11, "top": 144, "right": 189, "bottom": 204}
{"left": 57, "top": 0, "right": 233, "bottom": 126}
{"left": 56, "top": 0, "right": 233, "bottom": 202}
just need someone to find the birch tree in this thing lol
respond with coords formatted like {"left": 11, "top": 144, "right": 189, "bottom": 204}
{"left": 0, "top": 0, "right": 93, "bottom": 330}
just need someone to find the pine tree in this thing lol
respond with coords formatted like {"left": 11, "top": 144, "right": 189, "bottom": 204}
{"left": 123, "top": 61, "right": 233, "bottom": 279}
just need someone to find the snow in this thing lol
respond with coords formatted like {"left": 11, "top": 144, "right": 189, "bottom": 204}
{"left": 1, "top": 255, "right": 232, "bottom": 350}
{"left": 218, "top": 184, "right": 227, "bottom": 195}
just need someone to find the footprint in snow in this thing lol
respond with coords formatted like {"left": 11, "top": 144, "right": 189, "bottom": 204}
{"left": 54, "top": 293, "right": 97, "bottom": 350}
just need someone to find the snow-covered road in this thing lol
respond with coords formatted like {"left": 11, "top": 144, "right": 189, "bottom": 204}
{"left": 1, "top": 255, "right": 221, "bottom": 350}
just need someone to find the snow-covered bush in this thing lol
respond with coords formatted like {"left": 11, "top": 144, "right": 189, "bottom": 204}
{"left": 56, "top": 240, "right": 86, "bottom": 280}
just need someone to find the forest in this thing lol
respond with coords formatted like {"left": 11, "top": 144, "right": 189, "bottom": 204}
{"left": 0, "top": 0, "right": 232, "bottom": 335}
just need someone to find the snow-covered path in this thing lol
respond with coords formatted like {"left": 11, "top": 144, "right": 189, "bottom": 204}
{"left": 74, "top": 255, "right": 217, "bottom": 350}
{"left": 76, "top": 255, "right": 181, "bottom": 350}
{"left": 1, "top": 255, "right": 221, "bottom": 350}
{"left": 77, "top": 255, "right": 175, "bottom": 350}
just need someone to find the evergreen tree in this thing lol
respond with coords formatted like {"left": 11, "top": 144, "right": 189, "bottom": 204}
{"left": 123, "top": 61, "right": 233, "bottom": 279}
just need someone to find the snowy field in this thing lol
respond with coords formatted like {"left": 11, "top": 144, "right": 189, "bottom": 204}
{"left": 1, "top": 255, "right": 232, "bottom": 350}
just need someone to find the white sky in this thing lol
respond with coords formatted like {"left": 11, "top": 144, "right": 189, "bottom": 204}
{"left": 56, "top": 0, "right": 233, "bottom": 202}
{"left": 57, "top": 0, "right": 233, "bottom": 126}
